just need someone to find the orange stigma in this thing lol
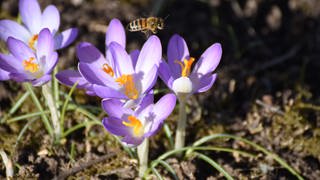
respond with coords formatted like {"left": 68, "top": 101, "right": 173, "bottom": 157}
{"left": 28, "top": 34, "right": 38, "bottom": 51}
{"left": 115, "top": 74, "right": 138, "bottom": 100}
{"left": 174, "top": 57, "right": 195, "bottom": 77}
{"left": 102, "top": 64, "right": 114, "bottom": 77}
{"left": 122, "top": 115, "right": 143, "bottom": 136}
{"left": 23, "top": 57, "right": 39, "bottom": 73}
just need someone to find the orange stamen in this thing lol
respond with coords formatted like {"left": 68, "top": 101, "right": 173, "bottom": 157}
{"left": 122, "top": 115, "right": 143, "bottom": 136}
{"left": 174, "top": 57, "right": 195, "bottom": 77}
{"left": 23, "top": 57, "right": 39, "bottom": 73}
{"left": 28, "top": 34, "right": 38, "bottom": 51}
{"left": 102, "top": 64, "right": 114, "bottom": 77}
{"left": 115, "top": 74, "right": 138, "bottom": 100}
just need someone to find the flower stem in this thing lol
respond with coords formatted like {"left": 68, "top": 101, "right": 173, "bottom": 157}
{"left": 174, "top": 97, "right": 187, "bottom": 151}
{"left": 137, "top": 138, "right": 149, "bottom": 177}
{"left": 42, "top": 83, "right": 60, "bottom": 143}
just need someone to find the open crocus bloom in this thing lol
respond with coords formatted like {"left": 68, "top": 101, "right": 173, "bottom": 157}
{"left": 57, "top": 20, "right": 162, "bottom": 107}
{"left": 159, "top": 34, "right": 222, "bottom": 97}
{"left": 0, "top": 0, "right": 77, "bottom": 50}
{"left": 102, "top": 93, "right": 176, "bottom": 146}
{"left": 83, "top": 35, "right": 160, "bottom": 107}
{"left": 56, "top": 18, "right": 127, "bottom": 96}
{"left": 0, "top": 28, "right": 58, "bottom": 86}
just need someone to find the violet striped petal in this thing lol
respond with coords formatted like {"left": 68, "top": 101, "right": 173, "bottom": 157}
{"left": 19, "top": 0, "right": 42, "bottom": 34}
{"left": 54, "top": 28, "right": 78, "bottom": 49}
{"left": 0, "top": 20, "right": 30, "bottom": 42}
{"left": 192, "top": 43, "right": 222, "bottom": 75}
{"left": 41, "top": 5, "right": 60, "bottom": 35}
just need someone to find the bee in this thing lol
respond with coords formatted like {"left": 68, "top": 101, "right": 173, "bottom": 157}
{"left": 127, "top": 17, "right": 164, "bottom": 35}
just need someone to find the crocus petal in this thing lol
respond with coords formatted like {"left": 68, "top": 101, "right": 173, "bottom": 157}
{"left": 54, "top": 28, "right": 78, "bottom": 49}
{"left": 130, "top": 49, "right": 139, "bottom": 68}
{"left": 93, "top": 84, "right": 126, "bottom": 99}
{"left": 0, "top": 20, "right": 31, "bottom": 42}
{"left": 167, "top": 34, "right": 190, "bottom": 78}
{"left": 78, "top": 63, "right": 118, "bottom": 88}
{"left": 19, "top": 0, "right": 42, "bottom": 34}
{"left": 109, "top": 42, "right": 134, "bottom": 75}
{"left": 192, "top": 73, "right": 217, "bottom": 93}
{"left": 135, "top": 35, "right": 161, "bottom": 73}
{"left": 102, "top": 99, "right": 133, "bottom": 118}
{"left": 103, "top": 117, "right": 129, "bottom": 136}
{"left": 158, "top": 61, "right": 174, "bottom": 89}
{"left": 37, "top": 28, "right": 54, "bottom": 61}
{"left": 0, "top": 68, "right": 10, "bottom": 81}
{"left": 135, "top": 91, "right": 154, "bottom": 115}
{"left": 41, "top": 5, "right": 60, "bottom": 35}
{"left": 9, "top": 72, "right": 31, "bottom": 82}
{"left": 43, "top": 52, "right": 58, "bottom": 74}
{"left": 0, "top": 53, "right": 23, "bottom": 72}
{"left": 32, "top": 74, "right": 52, "bottom": 86}
{"left": 192, "top": 43, "right": 222, "bottom": 75}
{"left": 121, "top": 135, "right": 144, "bottom": 147}
{"left": 141, "top": 65, "right": 158, "bottom": 94}
{"left": 105, "top": 18, "right": 126, "bottom": 48}
{"left": 7, "top": 37, "right": 35, "bottom": 62}
{"left": 145, "top": 93, "right": 176, "bottom": 137}
{"left": 56, "top": 69, "right": 90, "bottom": 89}
{"left": 77, "top": 42, "right": 105, "bottom": 66}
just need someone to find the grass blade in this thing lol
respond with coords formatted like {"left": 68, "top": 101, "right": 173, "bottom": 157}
{"left": 7, "top": 110, "right": 50, "bottom": 123}
{"left": 195, "top": 152, "right": 233, "bottom": 180}
{"left": 62, "top": 121, "right": 101, "bottom": 138}
{"left": 163, "top": 123, "right": 174, "bottom": 149}
{"left": 157, "top": 160, "right": 179, "bottom": 180}
{"left": 1, "top": 91, "right": 30, "bottom": 123}
{"left": 190, "top": 134, "right": 304, "bottom": 180}
{"left": 60, "top": 81, "right": 78, "bottom": 135}
{"left": 24, "top": 83, "right": 53, "bottom": 137}
{"left": 151, "top": 166, "right": 164, "bottom": 180}
{"left": 15, "top": 118, "right": 38, "bottom": 146}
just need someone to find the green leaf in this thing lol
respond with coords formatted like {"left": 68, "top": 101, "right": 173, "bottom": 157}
{"left": 189, "top": 134, "right": 304, "bottom": 180}
{"left": 60, "top": 81, "right": 78, "bottom": 134}
{"left": 7, "top": 110, "right": 50, "bottom": 123}
{"left": 195, "top": 152, "right": 233, "bottom": 180}
{"left": 24, "top": 83, "right": 53, "bottom": 137}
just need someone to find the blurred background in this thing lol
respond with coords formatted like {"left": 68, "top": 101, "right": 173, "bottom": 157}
{"left": 0, "top": 0, "right": 320, "bottom": 179}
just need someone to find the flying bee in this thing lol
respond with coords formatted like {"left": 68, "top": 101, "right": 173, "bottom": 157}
{"left": 127, "top": 17, "right": 165, "bottom": 36}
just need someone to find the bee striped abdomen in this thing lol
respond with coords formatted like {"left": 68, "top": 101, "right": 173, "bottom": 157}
{"left": 127, "top": 17, "right": 164, "bottom": 34}
{"left": 128, "top": 18, "right": 145, "bottom": 32}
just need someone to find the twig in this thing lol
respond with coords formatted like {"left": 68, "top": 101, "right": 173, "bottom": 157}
{"left": 249, "top": 45, "right": 301, "bottom": 75}
{"left": 54, "top": 152, "right": 117, "bottom": 180}
{"left": 255, "top": 100, "right": 285, "bottom": 115}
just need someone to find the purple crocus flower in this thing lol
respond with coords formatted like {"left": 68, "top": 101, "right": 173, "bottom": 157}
{"left": 159, "top": 34, "right": 222, "bottom": 97}
{"left": 56, "top": 18, "right": 125, "bottom": 96}
{"left": 0, "top": 28, "right": 58, "bottom": 86}
{"left": 102, "top": 93, "right": 176, "bottom": 146}
{"left": 0, "top": 68, "right": 10, "bottom": 81}
{"left": 0, "top": 0, "right": 78, "bottom": 50}
{"left": 57, "top": 19, "right": 162, "bottom": 107}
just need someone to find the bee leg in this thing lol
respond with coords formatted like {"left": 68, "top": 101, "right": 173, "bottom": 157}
{"left": 151, "top": 29, "right": 158, "bottom": 34}
{"left": 142, "top": 30, "right": 151, "bottom": 38}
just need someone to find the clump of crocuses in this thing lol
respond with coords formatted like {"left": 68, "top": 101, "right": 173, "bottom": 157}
{"left": 56, "top": 18, "right": 177, "bottom": 177}
{"left": 0, "top": 0, "right": 78, "bottom": 143}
